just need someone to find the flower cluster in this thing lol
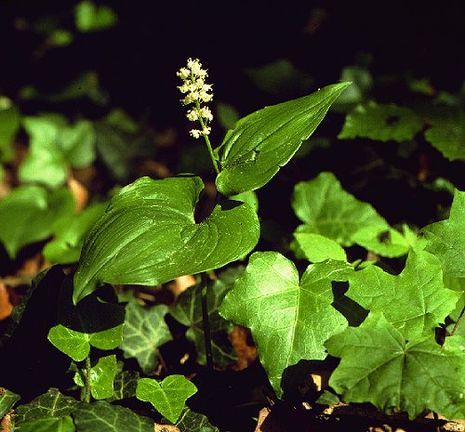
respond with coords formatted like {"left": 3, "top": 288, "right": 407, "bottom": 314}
{"left": 177, "top": 58, "right": 213, "bottom": 139}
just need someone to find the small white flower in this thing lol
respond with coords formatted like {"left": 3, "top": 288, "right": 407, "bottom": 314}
{"left": 189, "top": 129, "right": 202, "bottom": 139}
{"left": 199, "top": 106, "right": 213, "bottom": 121}
{"left": 186, "top": 109, "right": 198, "bottom": 121}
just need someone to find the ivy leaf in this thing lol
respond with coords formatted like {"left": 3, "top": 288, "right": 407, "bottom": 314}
{"left": 0, "top": 104, "right": 20, "bottom": 162}
{"left": 0, "top": 388, "right": 20, "bottom": 418}
{"left": 136, "top": 376, "right": 197, "bottom": 424}
{"left": 338, "top": 102, "right": 423, "bottom": 142}
{"left": 346, "top": 250, "right": 460, "bottom": 339}
{"left": 20, "top": 115, "right": 96, "bottom": 188}
{"left": 74, "top": 355, "right": 117, "bottom": 400}
{"left": 120, "top": 302, "right": 172, "bottom": 373}
{"left": 424, "top": 189, "right": 465, "bottom": 278}
{"left": 219, "top": 252, "right": 349, "bottom": 395}
{"left": 108, "top": 369, "right": 139, "bottom": 402}
{"left": 15, "top": 416, "right": 75, "bottom": 432}
{"left": 293, "top": 232, "right": 347, "bottom": 262}
{"left": 292, "top": 172, "right": 409, "bottom": 257}
{"left": 170, "top": 267, "right": 243, "bottom": 366}
{"left": 326, "top": 312, "right": 465, "bottom": 419}
{"left": 424, "top": 111, "right": 465, "bottom": 161}
{"left": 74, "top": 176, "right": 259, "bottom": 303}
{"left": 0, "top": 185, "right": 75, "bottom": 258}
{"left": 43, "top": 202, "right": 107, "bottom": 264}
{"left": 215, "top": 82, "right": 350, "bottom": 196}
{"left": 73, "top": 401, "right": 153, "bottom": 432}
{"left": 75, "top": 1, "right": 118, "bottom": 33}
{"left": 176, "top": 408, "right": 220, "bottom": 432}
{"left": 14, "top": 389, "right": 78, "bottom": 425}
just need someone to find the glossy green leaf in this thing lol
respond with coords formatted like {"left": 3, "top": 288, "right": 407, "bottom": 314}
{"left": 74, "top": 176, "right": 259, "bottom": 303}
{"left": 73, "top": 401, "right": 153, "bottom": 432}
{"left": 74, "top": 355, "right": 117, "bottom": 400}
{"left": 338, "top": 101, "right": 423, "bottom": 142}
{"left": 292, "top": 172, "right": 409, "bottom": 257}
{"left": 219, "top": 252, "right": 349, "bottom": 395}
{"left": 293, "top": 232, "right": 346, "bottom": 262}
{"left": 43, "top": 202, "right": 107, "bottom": 264}
{"left": 170, "top": 267, "right": 243, "bottom": 366}
{"left": 176, "top": 408, "right": 220, "bottom": 432}
{"left": 0, "top": 388, "right": 20, "bottom": 418}
{"left": 108, "top": 370, "right": 139, "bottom": 402}
{"left": 0, "top": 185, "right": 75, "bottom": 258}
{"left": 136, "top": 376, "right": 197, "bottom": 424}
{"left": 14, "top": 389, "right": 78, "bottom": 424}
{"left": 424, "top": 189, "right": 465, "bottom": 277}
{"left": 120, "top": 302, "right": 172, "bottom": 373}
{"left": 334, "top": 66, "right": 372, "bottom": 107}
{"left": 0, "top": 105, "right": 20, "bottom": 162}
{"left": 326, "top": 312, "right": 465, "bottom": 419}
{"left": 216, "top": 82, "right": 350, "bottom": 195}
{"left": 20, "top": 115, "right": 96, "bottom": 187}
{"left": 16, "top": 416, "right": 75, "bottom": 432}
{"left": 424, "top": 111, "right": 465, "bottom": 161}
{"left": 347, "top": 250, "right": 460, "bottom": 338}
{"left": 75, "top": 1, "right": 118, "bottom": 32}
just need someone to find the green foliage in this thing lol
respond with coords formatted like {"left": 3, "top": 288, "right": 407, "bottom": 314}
{"left": 293, "top": 232, "right": 347, "bottom": 262}
{"left": 73, "top": 401, "right": 153, "bottom": 432}
{"left": 73, "top": 176, "right": 259, "bottom": 303}
{"left": 120, "top": 302, "right": 172, "bottom": 373}
{"left": 0, "top": 185, "right": 75, "bottom": 258}
{"left": 339, "top": 102, "right": 423, "bottom": 142}
{"left": 176, "top": 408, "right": 220, "bottom": 432}
{"left": 0, "top": 104, "right": 20, "bottom": 162}
{"left": 215, "top": 83, "right": 350, "bottom": 196}
{"left": 0, "top": 388, "right": 20, "bottom": 418}
{"left": 220, "top": 252, "right": 350, "bottom": 395}
{"left": 74, "top": 355, "right": 118, "bottom": 400}
{"left": 20, "top": 115, "right": 96, "bottom": 187}
{"left": 75, "top": 1, "right": 118, "bottom": 33}
{"left": 327, "top": 312, "right": 465, "bottom": 419}
{"left": 170, "top": 267, "right": 242, "bottom": 366}
{"left": 292, "top": 172, "right": 409, "bottom": 257}
{"left": 136, "top": 375, "right": 197, "bottom": 423}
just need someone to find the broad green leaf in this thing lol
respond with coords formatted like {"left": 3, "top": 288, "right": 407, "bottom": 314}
{"left": 176, "top": 407, "right": 220, "bottom": 432}
{"left": 16, "top": 416, "right": 75, "bottom": 432}
{"left": 0, "top": 105, "right": 20, "bottom": 162}
{"left": 75, "top": 1, "right": 118, "bottom": 32}
{"left": 43, "top": 202, "right": 107, "bottom": 264}
{"left": 293, "top": 232, "right": 346, "bottom": 262}
{"left": 334, "top": 66, "right": 372, "bottom": 107}
{"left": 73, "top": 401, "right": 153, "bottom": 432}
{"left": 424, "top": 189, "right": 465, "bottom": 278}
{"left": 424, "top": 111, "right": 465, "bottom": 161}
{"left": 20, "top": 115, "right": 96, "bottom": 187}
{"left": 346, "top": 250, "right": 460, "bottom": 339}
{"left": 0, "top": 185, "right": 75, "bottom": 258}
{"left": 351, "top": 226, "right": 410, "bottom": 258}
{"left": 120, "top": 302, "right": 172, "bottom": 373}
{"left": 0, "top": 388, "right": 20, "bottom": 418}
{"left": 326, "top": 312, "right": 465, "bottom": 419}
{"left": 338, "top": 101, "right": 423, "bottom": 142}
{"left": 14, "top": 389, "right": 78, "bottom": 424}
{"left": 74, "top": 355, "right": 117, "bottom": 400}
{"left": 170, "top": 267, "right": 243, "bottom": 366}
{"left": 73, "top": 176, "right": 259, "bottom": 303}
{"left": 108, "top": 370, "right": 139, "bottom": 402}
{"left": 219, "top": 251, "right": 349, "bottom": 395}
{"left": 136, "top": 376, "right": 197, "bottom": 424}
{"left": 216, "top": 82, "right": 350, "bottom": 195}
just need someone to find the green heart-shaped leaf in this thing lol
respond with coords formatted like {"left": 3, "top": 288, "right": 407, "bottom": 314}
{"left": 136, "top": 376, "right": 197, "bottom": 424}
{"left": 74, "top": 176, "right": 259, "bottom": 303}
{"left": 215, "top": 82, "right": 350, "bottom": 196}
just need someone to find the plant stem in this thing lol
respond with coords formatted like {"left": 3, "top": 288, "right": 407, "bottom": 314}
{"left": 450, "top": 304, "right": 465, "bottom": 336}
{"left": 201, "top": 272, "right": 214, "bottom": 371}
{"left": 196, "top": 101, "right": 220, "bottom": 175}
{"left": 83, "top": 355, "right": 92, "bottom": 403}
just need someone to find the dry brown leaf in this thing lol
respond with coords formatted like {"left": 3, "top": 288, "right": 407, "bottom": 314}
{"left": 67, "top": 176, "right": 88, "bottom": 211}
{"left": 154, "top": 424, "right": 180, "bottom": 432}
{"left": 0, "top": 413, "right": 12, "bottom": 432}
{"left": 254, "top": 407, "right": 270, "bottom": 432}
{"left": 229, "top": 326, "right": 257, "bottom": 370}
{"left": 168, "top": 275, "right": 196, "bottom": 297}
{"left": 0, "top": 283, "right": 13, "bottom": 320}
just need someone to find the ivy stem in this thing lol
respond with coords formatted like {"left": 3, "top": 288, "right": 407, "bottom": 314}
{"left": 83, "top": 355, "right": 92, "bottom": 403}
{"left": 201, "top": 272, "right": 214, "bottom": 371}
{"left": 196, "top": 101, "right": 220, "bottom": 175}
{"left": 450, "top": 304, "right": 465, "bottom": 336}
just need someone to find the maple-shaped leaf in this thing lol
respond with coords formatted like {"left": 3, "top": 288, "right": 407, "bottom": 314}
{"left": 219, "top": 251, "right": 349, "bottom": 395}
{"left": 346, "top": 250, "right": 460, "bottom": 339}
{"left": 326, "top": 312, "right": 465, "bottom": 419}
{"left": 424, "top": 189, "right": 465, "bottom": 278}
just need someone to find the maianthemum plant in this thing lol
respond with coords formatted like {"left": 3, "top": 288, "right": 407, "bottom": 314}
{"left": 2, "top": 58, "right": 465, "bottom": 431}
